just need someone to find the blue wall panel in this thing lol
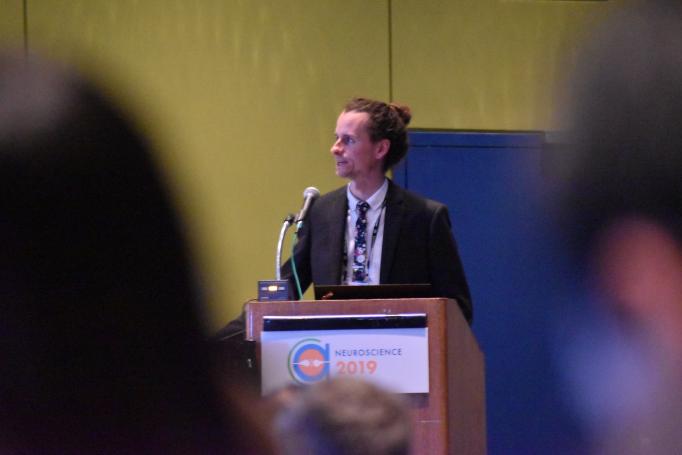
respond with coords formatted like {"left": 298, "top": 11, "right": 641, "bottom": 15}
{"left": 395, "top": 131, "right": 583, "bottom": 454}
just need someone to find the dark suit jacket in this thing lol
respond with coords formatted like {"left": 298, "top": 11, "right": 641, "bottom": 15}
{"left": 282, "top": 180, "right": 472, "bottom": 323}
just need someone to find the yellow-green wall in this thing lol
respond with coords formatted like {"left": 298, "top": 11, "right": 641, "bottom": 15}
{"left": 393, "top": 0, "right": 617, "bottom": 131}
{"left": 2, "top": 0, "right": 619, "bottom": 331}
{"left": 0, "top": 0, "right": 23, "bottom": 46}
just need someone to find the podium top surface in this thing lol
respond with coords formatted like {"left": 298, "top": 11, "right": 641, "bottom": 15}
{"left": 262, "top": 313, "right": 427, "bottom": 331}
{"left": 313, "top": 283, "right": 433, "bottom": 300}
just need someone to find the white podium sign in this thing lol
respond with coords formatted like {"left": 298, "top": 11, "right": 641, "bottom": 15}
{"left": 260, "top": 319, "right": 429, "bottom": 394}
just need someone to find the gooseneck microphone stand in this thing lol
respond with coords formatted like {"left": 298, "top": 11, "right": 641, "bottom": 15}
{"left": 275, "top": 214, "right": 295, "bottom": 280}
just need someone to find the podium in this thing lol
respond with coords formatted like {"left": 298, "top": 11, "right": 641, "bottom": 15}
{"left": 245, "top": 298, "right": 486, "bottom": 454}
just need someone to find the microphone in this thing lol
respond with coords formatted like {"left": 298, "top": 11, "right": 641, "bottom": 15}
{"left": 294, "top": 186, "right": 320, "bottom": 224}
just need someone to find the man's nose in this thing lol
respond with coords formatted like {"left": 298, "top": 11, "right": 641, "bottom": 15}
{"left": 331, "top": 139, "right": 342, "bottom": 155}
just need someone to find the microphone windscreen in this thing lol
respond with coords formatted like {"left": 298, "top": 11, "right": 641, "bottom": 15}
{"left": 303, "top": 186, "right": 320, "bottom": 199}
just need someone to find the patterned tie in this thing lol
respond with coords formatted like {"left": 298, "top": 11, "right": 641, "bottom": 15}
{"left": 352, "top": 201, "right": 370, "bottom": 282}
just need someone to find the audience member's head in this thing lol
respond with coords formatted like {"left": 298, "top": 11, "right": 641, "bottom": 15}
{"left": 553, "top": 2, "right": 682, "bottom": 452}
{"left": 273, "top": 377, "right": 412, "bottom": 455}
{"left": 556, "top": 2, "right": 682, "bottom": 353}
{"left": 0, "top": 52, "right": 270, "bottom": 453}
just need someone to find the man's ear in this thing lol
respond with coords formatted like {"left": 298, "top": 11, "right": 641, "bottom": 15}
{"left": 374, "top": 139, "right": 390, "bottom": 161}
{"left": 594, "top": 217, "right": 682, "bottom": 347}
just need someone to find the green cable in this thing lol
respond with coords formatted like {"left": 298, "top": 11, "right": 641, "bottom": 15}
{"left": 290, "top": 224, "right": 304, "bottom": 299}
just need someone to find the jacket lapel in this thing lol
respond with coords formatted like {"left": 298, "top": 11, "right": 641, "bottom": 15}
{"left": 323, "top": 189, "right": 348, "bottom": 284}
{"left": 380, "top": 180, "right": 404, "bottom": 283}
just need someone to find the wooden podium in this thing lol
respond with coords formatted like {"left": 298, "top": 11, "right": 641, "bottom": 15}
{"left": 245, "top": 298, "right": 486, "bottom": 454}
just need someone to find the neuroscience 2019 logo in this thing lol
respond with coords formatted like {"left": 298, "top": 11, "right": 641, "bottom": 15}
{"left": 287, "top": 338, "right": 330, "bottom": 384}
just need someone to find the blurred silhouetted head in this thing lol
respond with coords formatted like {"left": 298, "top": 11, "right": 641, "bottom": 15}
{"left": 0, "top": 52, "right": 253, "bottom": 452}
{"left": 274, "top": 377, "right": 412, "bottom": 455}
{"left": 551, "top": 5, "right": 682, "bottom": 451}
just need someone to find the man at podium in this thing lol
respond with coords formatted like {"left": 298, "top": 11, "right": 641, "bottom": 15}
{"left": 282, "top": 98, "right": 472, "bottom": 324}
